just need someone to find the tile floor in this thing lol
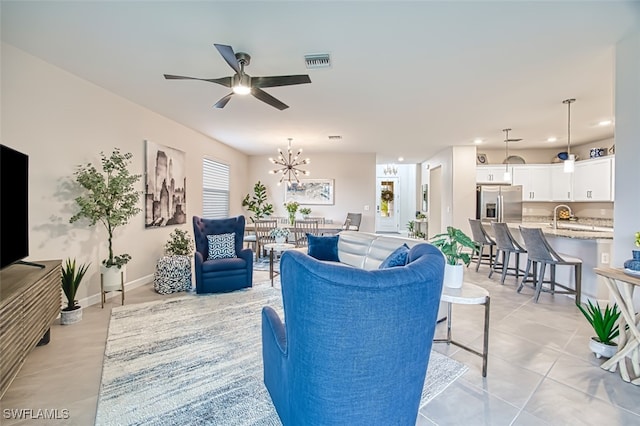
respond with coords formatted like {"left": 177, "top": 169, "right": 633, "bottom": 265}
{"left": 2, "top": 266, "right": 640, "bottom": 426}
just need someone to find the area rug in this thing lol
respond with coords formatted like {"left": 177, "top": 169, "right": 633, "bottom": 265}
{"left": 95, "top": 284, "right": 467, "bottom": 425}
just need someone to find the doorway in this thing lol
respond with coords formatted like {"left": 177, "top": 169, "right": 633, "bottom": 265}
{"left": 429, "top": 166, "right": 442, "bottom": 238}
{"left": 376, "top": 177, "right": 400, "bottom": 232}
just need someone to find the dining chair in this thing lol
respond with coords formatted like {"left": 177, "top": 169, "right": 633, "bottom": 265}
{"left": 254, "top": 219, "right": 278, "bottom": 260}
{"left": 293, "top": 219, "right": 319, "bottom": 247}
{"left": 468, "top": 219, "right": 496, "bottom": 272}
{"left": 342, "top": 213, "right": 362, "bottom": 231}
{"left": 518, "top": 227, "right": 582, "bottom": 304}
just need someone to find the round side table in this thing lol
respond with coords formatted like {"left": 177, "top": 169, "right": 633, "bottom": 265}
{"left": 434, "top": 283, "right": 490, "bottom": 377}
{"left": 264, "top": 243, "right": 295, "bottom": 285}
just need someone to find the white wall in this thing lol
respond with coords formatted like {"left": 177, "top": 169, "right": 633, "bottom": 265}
{"left": 246, "top": 153, "right": 376, "bottom": 232}
{"left": 422, "top": 146, "right": 476, "bottom": 236}
{"left": 1, "top": 44, "right": 249, "bottom": 303}
{"left": 614, "top": 31, "right": 640, "bottom": 269}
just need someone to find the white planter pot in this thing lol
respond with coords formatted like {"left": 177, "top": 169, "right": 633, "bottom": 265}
{"left": 101, "top": 264, "right": 124, "bottom": 292}
{"left": 60, "top": 307, "right": 82, "bottom": 325}
{"left": 443, "top": 264, "right": 464, "bottom": 289}
{"left": 275, "top": 236, "right": 286, "bottom": 244}
{"left": 589, "top": 337, "right": 617, "bottom": 359}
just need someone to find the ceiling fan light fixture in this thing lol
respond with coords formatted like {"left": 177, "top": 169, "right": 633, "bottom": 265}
{"left": 232, "top": 74, "right": 251, "bottom": 95}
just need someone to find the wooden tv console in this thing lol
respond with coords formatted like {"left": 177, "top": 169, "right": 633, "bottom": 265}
{"left": 0, "top": 260, "right": 61, "bottom": 398}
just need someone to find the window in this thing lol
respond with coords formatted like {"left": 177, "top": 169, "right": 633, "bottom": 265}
{"left": 202, "top": 158, "right": 229, "bottom": 219}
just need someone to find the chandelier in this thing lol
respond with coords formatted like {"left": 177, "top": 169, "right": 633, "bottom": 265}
{"left": 268, "top": 138, "right": 310, "bottom": 185}
{"left": 383, "top": 164, "right": 398, "bottom": 175}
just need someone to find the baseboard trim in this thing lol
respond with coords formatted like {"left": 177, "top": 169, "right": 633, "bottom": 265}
{"left": 80, "top": 274, "right": 154, "bottom": 308}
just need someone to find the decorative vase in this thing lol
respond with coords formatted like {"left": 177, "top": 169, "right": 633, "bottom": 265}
{"left": 589, "top": 337, "right": 617, "bottom": 359}
{"left": 623, "top": 250, "right": 640, "bottom": 271}
{"left": 60, "top": 307, "right": 83, "bottom": 325}
{"left": 443, "top": 264, "right": 464, "bottom": 289}
{"left": 288, "top": 213, "right": 295, "bottom": 225}
{"left": 101, "top": 264, "right": 124, "bottom": 292}
{"left": 275, "top": 236, "right": 286, "bottom": 244}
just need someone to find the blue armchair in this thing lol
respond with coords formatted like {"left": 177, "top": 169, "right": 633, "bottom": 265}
{"left": 262, "top": 244, "right": 444, "bottom": 425}
{"left": 192, "top": 215, "right": 253, "bottom": 293}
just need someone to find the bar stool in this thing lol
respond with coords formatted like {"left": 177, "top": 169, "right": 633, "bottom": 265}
{"left": 468, "top": 219, "right": 496, "bottom": 272}
{"left": 489, "top": 222, "right": 527, "bottom": 285}
{"left": 517, "top": 227, "right": 582, "bottom": 304}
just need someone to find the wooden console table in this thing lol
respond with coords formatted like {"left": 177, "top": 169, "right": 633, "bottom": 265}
{"left": 0, "top": 260, "right": 61, "bottom": 397}
{"left": 594, "top": 267, "right": 640, "bottom": 385}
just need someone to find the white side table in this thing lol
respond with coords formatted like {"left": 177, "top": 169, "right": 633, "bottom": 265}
{"left": 434, "top": 283, "right": 490, "bottom": 377}
{"left": 264, "top": 243, "right": 296, "bottom": 286}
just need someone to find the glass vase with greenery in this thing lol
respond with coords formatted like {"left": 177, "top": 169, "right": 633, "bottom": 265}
{"left": 70, "top": 149, "right": 142, "bottom": 269}
{"left": 285, "top": 201, "right": 299, "bottom": 225}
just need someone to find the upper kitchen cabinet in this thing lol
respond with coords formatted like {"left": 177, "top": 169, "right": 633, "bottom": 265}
{"left": 573, "top": 157, "right": 614, "bottom": 201}
{"left": 476, "top": 165, "right": 512, "bottom": 184}
{"left": 550, "top": 163, "right": 573, "bottom": 202}
{"left": 512, "top": 165, "right": 552, "bottom": 201}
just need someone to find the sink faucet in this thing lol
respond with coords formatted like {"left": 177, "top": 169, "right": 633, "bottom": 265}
{"left": 553, "top": 204, "right": 573, "bottom": 229}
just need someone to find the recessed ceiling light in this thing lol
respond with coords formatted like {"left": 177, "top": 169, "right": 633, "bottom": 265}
{"left": 547, "top": 137, "right": 557, "bottom": 142}
{"left": 598, "top": 120, "right": 612, "bottom": 126}
{"left": 473, "top": 138, "right": 483, "bottom": 144}
{"left": 397, "top": 157, "right": 404, "bottom": 162}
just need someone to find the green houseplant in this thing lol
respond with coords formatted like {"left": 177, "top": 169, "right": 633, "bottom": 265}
{"left": 164, "top": 228, "right": 195, "bottom": 256}
{"left": 577, "top": 300, "right": 620, "bottom": 359}
{"left": 242, "top": 181, "right": 274, "bottom": 222}
{"left": 430, "top": 226, "right": 476, "bottom": 288}
{"left": 299, "top": 207, "right": 312, "bottom": 219}
{"left": 70, "top": 149, "right": 142, "bottom": 291}
{"left": 60, "top": 258, "right": 90, "bottom": 325}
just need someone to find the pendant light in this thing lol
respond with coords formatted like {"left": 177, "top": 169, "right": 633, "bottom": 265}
{"left": 502, "top": 128, "right": 522, "bottom": 181}
{"left": 563, "top": 98, "right": 576, "bottom": 173}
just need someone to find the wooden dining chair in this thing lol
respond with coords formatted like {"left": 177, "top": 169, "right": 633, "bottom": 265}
{"left": 254, "top": 219, "right": 278, "bottom": 259}
{"left": 293, "top": 219, "right": 319, "bottom": 247}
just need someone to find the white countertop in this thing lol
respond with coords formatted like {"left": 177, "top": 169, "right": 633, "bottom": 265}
{"left": 513, "top": 222, "right": 613, "bottom": 240}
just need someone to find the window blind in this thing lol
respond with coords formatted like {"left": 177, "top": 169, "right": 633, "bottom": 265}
{"left": 202, "top": 158, "right": 229, "bottom": 219}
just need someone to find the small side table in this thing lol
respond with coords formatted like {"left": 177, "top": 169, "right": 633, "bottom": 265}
{"left": 264, "top": 243, "right": 295, "bottom": 286}
{"left": 434, "top": 283, "right": 490, "bottom": 377}
{"left": 594, "top": 267, "right": 640, "bottom": 385}
{"left": 154, "top": 255, "right": 192, "bottom": 294}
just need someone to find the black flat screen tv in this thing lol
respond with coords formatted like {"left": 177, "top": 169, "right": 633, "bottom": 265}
{"left": 1, "top": 144, "right": 29, "bottom": 269}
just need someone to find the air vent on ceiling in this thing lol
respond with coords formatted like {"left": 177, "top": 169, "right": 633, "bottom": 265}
{"left": 328, "top": 135, "right": 342, "bottom": 141}
{"left": 305, "top": 53, "right": 331, "bottom": 69}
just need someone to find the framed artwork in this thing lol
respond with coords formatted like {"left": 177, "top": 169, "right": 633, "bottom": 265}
{"left": 284, "top": 179, "right": 334, "bottom": 205}
{"left": 144, "top": 140, "right": 187, "bottom": 227}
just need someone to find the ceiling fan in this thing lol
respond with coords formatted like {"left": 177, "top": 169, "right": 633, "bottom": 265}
{"left": 164, "top": 44, "right": 311, "bottom": 110}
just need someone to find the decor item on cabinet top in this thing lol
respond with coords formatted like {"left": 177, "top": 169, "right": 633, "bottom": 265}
{"left": 242, "top": 181, "right": 274, "bottom": 222}
{"left": 430, "top": 226, "right": 476, "bottom": 289}
{"left": 577, "top": 300, "right": 620, "bottom": 359}
{"left": 589, "top": 147, "right": 607, "bottom": 158}
{"left": 476, "top": 153, "right": 487, "bottom": 165}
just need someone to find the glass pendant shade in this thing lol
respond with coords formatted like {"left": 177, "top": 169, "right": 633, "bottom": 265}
{"left": 563, "top": 154, "right": 575, "bottom": 173}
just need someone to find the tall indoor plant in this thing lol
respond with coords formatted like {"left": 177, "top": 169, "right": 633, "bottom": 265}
{"left": 60, "top": 258, "right": 90, "bottom": 325}
{"left": 430, "top": 226, "right": 476, "bottom": 288}
{"left": 242, "top": 181, "right": 274, "bottom": 222}
{"left": 70, "top": 148, "right": 142, "bottom": 291}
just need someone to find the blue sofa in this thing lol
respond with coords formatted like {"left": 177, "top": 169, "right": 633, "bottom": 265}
{"left": 192, "top": 215, "right": 253, "bottom": 293}
{"left": 262, "top": 242, "right": 445, "bottom": 425}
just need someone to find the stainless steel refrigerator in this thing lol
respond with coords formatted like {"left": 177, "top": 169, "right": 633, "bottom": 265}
{"left": 476, "top": 185, "right": 523, "bottom": 223}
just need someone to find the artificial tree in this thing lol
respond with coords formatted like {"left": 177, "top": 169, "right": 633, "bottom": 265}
{"left": 242, "top": 181, "right": 274, "bottom": 222}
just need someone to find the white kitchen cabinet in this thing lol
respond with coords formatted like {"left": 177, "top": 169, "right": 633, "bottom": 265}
{"left": 550, "top": 163, "right": 573, "bottom": 201}
{"left": 512, "top": 165, "right": 552, "bottom": 201}
{"left": 573, "top": 157, "right": 613, "bottom": 201}
{"left": 476, "top": 165, "right": 512, "bottom": 184}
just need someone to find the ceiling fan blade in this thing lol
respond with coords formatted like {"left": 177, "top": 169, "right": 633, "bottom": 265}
{"left": 251, "top": 75, "right": 312, "bottom": 88}
{"left": 164, "top": 74, "right": 232, "bottom": 87}
{"left": 214, "top": 44, "right": 241, "bottom": 75}
{"left": 213, "top": 93, "right": 234, "bottom": 109}
{"left": 252, "top": 88, "right": 289, "bottom": 110}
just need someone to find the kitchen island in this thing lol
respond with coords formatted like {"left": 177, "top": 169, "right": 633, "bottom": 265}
{"left": 503, "top": 222, "right": 613, "bottom": 303}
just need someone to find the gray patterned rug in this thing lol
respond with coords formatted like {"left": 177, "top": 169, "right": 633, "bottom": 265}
{"left": 95, "top": 284, "right": 467, "bottom": 425}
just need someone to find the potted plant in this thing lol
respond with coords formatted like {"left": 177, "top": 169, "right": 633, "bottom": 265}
{"left": 270, "top": 227, "right": 290, "bottom": 244}
{"left": 577, "top": 300, "right": 620, "bottom": 359}
{"left": 242, "top": 181, "right": 274, "bottom": 222}
{"left": 285, "top": 201, "right": 299, "bottom": 225}
{"left": 430, "top": 226, "right": 476, "bottom": 288}
{"left": 164, "top": 228, "right": 195, "bottom": 256}
{"left": 70, "top": 149, "right": 142, "bottom": 292}
{"left": 299, "top": 207, "right": 312, "bottom": 219}
{"left": 60, "top": 258, "right": 90, "bottom": 325}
